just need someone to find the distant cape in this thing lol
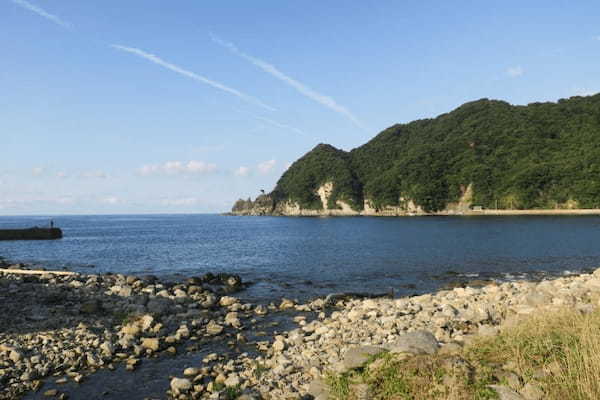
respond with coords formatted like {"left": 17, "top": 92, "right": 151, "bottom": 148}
{"left": 231, "top": 94, "right": 600, "bottom": 216}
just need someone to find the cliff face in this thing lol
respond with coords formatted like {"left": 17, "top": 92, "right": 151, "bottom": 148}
{"left": 230, "top": 94, "right": 600, "bottom": 216}
{"left": 231, "top": 195, "right": 276, "bottom": 216}
{"left": 230, "top": 183, "right": 474, "bottom": 216}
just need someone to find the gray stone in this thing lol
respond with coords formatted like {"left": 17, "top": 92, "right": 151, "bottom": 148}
{"left": 170, "top": 377, "right": 192, "bottom": 393}
{"left": 308, "top": 378, "right": 330, "bottom": 398}
{"left": 273, "top": 339, "right": 285, "bottom": 352}
{"left": 9, "top": 349, "right": 23, "bottom": 363}
{"left": 495, "top": 370, "right": 521, "bottom": 390}
{"left": 141, "top": 337, "right": 159, "bottom": 352}
{"left": 219, "top": 296, "right": 238, "bottom": 307}
{"left": 224, "top": 373, "right": 240, "bottom": 387}
{"left": 206, "top": 320, "right": 224, "bottom": 336}
{"left": 520, "top": 383, "right": 544, "bottom": 400}
{"left": 113, "top": 285, "right": 132, "bottom": 297}
{"left": 254, "top": 304, "right": 268, "bottom": 315}
{"left": 279, "top": 298, "right": 295, "bottom": 310}
{"left": 99, "top": 341, "right": 114, "bottom": 357}
{"left": 183, "top": 367, "right": 199, "bottom": 377}
{"left": 489, "top": 385, "right": 526, "bottom": 400}
{"left": 342, "top": 346, "right": 386, "bottom": 371}
{"left": 386, "top": 330, "right": 439, "bottom": 355}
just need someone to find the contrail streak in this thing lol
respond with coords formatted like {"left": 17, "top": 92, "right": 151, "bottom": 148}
{"left": 232, "top": 108, "right": 306, "bottom": 136}
{"left": 211, "top": 33, "right": 365, "bottom": 130}
{"left": 10, "top": 0, "right": 71, "bottom": 28}
{"left": 255, "top": 116, "right": 306, "bottom": 136}
{"left": 111, "top": 44, "right": 275, "bottom": 112}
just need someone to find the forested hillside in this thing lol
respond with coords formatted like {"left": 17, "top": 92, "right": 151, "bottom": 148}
{"left": 266, "top": 94, "right": 600, "bottom": 212}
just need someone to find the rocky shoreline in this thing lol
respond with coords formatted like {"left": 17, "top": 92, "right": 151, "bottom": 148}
{"left": 2, "top": 258, "right": 600, "bottom": 399}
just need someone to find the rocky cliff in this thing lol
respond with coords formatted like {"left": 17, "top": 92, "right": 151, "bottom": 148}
{"left": 230, "top": 182, "right": 473, "bottom": 216}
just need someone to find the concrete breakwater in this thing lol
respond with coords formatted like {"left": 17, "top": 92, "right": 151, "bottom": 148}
{"left": 2, "top": 259, "right": 600, "bottom": 399}
{"left": 0, "top": 228, "right": 62, "bottom": 241}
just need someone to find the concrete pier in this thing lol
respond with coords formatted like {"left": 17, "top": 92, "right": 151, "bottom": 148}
{"left": 0, "top": 228, "right": 63, "bottom": 241}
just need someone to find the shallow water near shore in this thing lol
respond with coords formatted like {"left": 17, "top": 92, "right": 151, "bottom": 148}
{"left": 1, "top": 214, "right": 600, "bottom": 302}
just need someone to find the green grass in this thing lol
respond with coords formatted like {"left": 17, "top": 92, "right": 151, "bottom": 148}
{"left": 252, "top": 361, "right": 270, "bottom": 379}
{"left": 327, "top": 352, "right": 497, "bottom": 399}
{"left": 327, "top": 307, "right": 600, "bottom": 399}
{"left": 223, "top": 385, "right": 242, "bottom": 399}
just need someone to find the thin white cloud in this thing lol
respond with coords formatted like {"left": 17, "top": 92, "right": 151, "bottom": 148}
{"left": 234, "top": 166, "right": 250, "bottom": 177}
{"left": 32, "top": 167, "right": 44, "bottom": 176}
{"left": 507, "top": 66, "right": 524, "bottom": 78}
{"left": 161, "top": 197, "right": 199, "bottom": 206}
{"left": 81, "top": 170, "right": 108, "bottom": 179}
{"left": 573, "top": 87, "right": 598, "bottom": 97}
{"left": 595, "top": 36, "right": 600, "bottom": 41}
{"left": 55, "top": 196, "right": 75, "bottom": 205}
{"left": 211, "top": 34, "right": 364, "bottom": 130}
{"left": 111, "top": 45, "right": 275, "bottom": 111}
{"left": 101, "top": 196, "right": 120, "bottom": 205}
{"left": 10, "top": 0, "right": 71, "bottom": 29}
{"left": 257, "top": 159, "right": 276, "bottom": 174}
{"left": 138, "top": 160, "right": 217, "bottom": 176}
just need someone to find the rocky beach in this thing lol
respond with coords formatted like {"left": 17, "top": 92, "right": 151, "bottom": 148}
{"left": 2, "top": 255, "right": 600, "bottom": 399}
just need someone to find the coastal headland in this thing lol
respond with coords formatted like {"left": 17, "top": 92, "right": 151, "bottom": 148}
{"left": 2, "top": 257, "right": 600, "bottom": 399}
{"left": 231, "top": 95, "right": 600, "bottom": 219}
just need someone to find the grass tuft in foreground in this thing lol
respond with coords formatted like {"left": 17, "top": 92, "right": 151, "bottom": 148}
{"left": 327, "top": 307, "right": 600, "bottom": 399}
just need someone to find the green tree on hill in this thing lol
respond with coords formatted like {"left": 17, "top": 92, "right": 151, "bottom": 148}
{"left": 267, "top": 94, "right": 600, "bottom": 212}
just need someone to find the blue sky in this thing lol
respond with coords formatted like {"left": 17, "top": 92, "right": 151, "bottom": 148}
{"left": 2, "top": 0, "right": 599, "bottom": 215}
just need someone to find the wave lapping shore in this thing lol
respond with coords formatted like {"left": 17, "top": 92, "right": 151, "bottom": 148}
{"left": 2, "top": 261, "right": 600, "bottom": 399}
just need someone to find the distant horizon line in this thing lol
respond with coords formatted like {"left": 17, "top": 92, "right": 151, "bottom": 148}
{"left": 0, "top": 212, "right": 226, "bottom": 218}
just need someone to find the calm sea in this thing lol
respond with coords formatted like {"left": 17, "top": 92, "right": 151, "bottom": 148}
{"left": 1, "top": 214, "right": 600, "bottom": 301}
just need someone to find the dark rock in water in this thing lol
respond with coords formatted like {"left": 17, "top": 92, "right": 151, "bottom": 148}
{"left": 467, "top": 279, "right": 494, "bottom": 287}
{"left": 322, "top": 292, "right": 391, "bottom": 307}
{"left": 139, "top": 275, "right": 158, "bottom": 284}
{"left": 443, "top": 279, "right": 494, "bottom": 290}
{"left": 225, "top": 275, "right": 242, "bottom": 288}
{"left": 186, "top": 277, "right": 203, "bottom": 286}
{"left": 214, "top": 273, "right": 242, "bottom": 287}
{"left": 202, "top": 273, "right": 243, "bottom": 287}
